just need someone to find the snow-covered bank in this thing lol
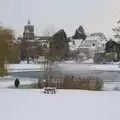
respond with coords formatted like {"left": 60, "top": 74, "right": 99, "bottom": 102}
{"left": 0, "top": 76, "right": 37, "bottom": 88}
{"left": 7, "top": 64, "right": 45, "bottom": 72}
{"left": 0, "top": 76, "right": 119, "bottom": 91}
{"left": 81, "top": 58, "right": 94, "bottom": 64}
{"left": 5, "top": 62, "right": 120, "bottom": 73}
{"left": 0, "top": 89, "right": 120, "bottom": 120}
{"left": 57, "top": 63, "right": 120, "bottom": 72}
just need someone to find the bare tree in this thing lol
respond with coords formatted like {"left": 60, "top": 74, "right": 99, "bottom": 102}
{"left": 112, "top": 19, "right": 120, "bottom": 41}
{"left": 0, "top": 27, "right": 15, "bottom": 76}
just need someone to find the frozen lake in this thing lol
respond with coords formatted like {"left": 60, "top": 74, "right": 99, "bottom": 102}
{"left": 7, "top": 63, "right": 120, "bottom": 82}
{"left": 8, "top": 70, "right": 120, "bottom": 82}
{"left": 8, "top": 71, "right": 43, "bottom": 79}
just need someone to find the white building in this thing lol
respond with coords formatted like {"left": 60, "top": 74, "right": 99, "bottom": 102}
{"left": 69, "top": 39, "right": 82, "bottom": 51}
{"left": 69, "top": 33, "right": 108, "bottom": 58}
{"left": 80, "top": 35, "right": 107, "bottom": 56}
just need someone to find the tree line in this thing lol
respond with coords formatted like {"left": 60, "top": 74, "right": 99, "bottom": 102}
{"left": 0, "top": 27, "right": 20, "bottom": 76}
{"left": 94, "top": 20, "right": 120, "bottom": 63}
{"left": 1, "top": 18, "right": 120, "bottom": 76}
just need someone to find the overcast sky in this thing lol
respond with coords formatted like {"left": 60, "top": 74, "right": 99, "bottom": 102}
{"left": 0, "top": 0, "right": 120, "bottom": 37}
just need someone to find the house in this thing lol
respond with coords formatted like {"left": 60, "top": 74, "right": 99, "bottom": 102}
{"left": 69, "top": 33, "right": 107, "bottom": 59}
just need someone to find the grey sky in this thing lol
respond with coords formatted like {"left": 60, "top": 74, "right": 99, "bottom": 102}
{"left": 0, "top": 0, "right": 120, "bottom": 37}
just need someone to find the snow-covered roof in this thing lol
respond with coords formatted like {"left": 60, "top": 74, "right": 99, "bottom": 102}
{"left": 69, "top": 39, "right": 83, "bottom": 51}
{"left": 69, "top": 34, "right": 107, "bottom": 51}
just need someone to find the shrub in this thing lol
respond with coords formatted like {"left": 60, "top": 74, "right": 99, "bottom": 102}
{"left": 36, "top": 75, "right": 104, "bottom": 91}
{"left": 63, "top": 76, "right": 104, "bottom": 91}
{"left": 0, "top": 67, "right": 8, "bottom": 77}
{"left": 95, "top": 79, "right": 104, "bottom": 91}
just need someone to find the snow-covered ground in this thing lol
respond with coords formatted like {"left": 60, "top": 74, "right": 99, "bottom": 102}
{"left": 0, "top": 89, "right": 120, "bottom": 120}
{"left": 5, "top": 61, "right": 120, "bottom": 73}
{"left": 0, "top": 75, "right": 119, "bottom": 91}
{"left": 0, "top": 77, "right": 119, "bottom": 91}
{"left": 57, "top": 62, "right": 120, "bottom": 72}
{"left": 0, "top": 76, "right": 37, "bottom": 88}
{"left": 104, "top": 82, "right": 120, "bottom": 91}
{"left": 81, "top": 58, "right": 94, "bottom": 64}
{"left": 7, "top": 64, "right": 45, "bottom": 72}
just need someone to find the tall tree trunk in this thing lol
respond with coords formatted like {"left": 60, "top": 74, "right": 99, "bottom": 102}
{"left": 0, "top": 58, "right": 7, "bottom": 76}
{"left": 27, "top": 57, "right": 29, "bottom": 64}
{"left": 117, "top": 51, "right": 120, "bottom": 60}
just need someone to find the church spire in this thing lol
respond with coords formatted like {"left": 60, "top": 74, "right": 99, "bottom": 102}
{"left": 27, "top": 19, "right": 31, "bottom": 25}
{"left": 23, "top": 18, "right": 34, "bottom": 40}
{"left": 27, "top": 16, "right": 31, "bottom": 25}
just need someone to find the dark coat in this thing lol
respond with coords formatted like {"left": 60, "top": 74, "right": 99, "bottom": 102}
{"left": 14, "top": 78, "right": 20, "bottom": 88}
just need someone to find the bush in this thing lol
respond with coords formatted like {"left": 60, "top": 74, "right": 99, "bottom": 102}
{"left": 0, "top": 67, "right": 8, "bottom": 77}
{"left": 95, "top": 79, "right": 104, "bottom": 91}
{"left": 94, "top": 53, "right": 106, "bottom": 64}
{"left": 36, "top": 76, "right": 104, "bottom": 91}
{"left": 63, "top": 76, "right": 104, "bottom": 91}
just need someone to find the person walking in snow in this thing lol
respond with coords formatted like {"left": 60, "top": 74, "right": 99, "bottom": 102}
{"left": 14, "top": 78, "right": 20, "bottom": 88}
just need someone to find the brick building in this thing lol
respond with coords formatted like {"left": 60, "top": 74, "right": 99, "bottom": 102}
{"left": 18, "top": 20, "right": 50, "bottom": 62}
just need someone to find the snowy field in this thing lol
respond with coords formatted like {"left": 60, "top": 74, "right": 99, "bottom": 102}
{"left": 0, "top": 89, "right": 120, "bottom": 120}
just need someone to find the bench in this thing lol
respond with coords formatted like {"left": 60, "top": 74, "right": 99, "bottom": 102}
{"left": 43, "top": 87, "right": 56, "bottom": 94}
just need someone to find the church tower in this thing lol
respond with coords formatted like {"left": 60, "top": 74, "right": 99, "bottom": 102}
{"left": 23, "top": 20, "right": 34, "bottom": 40}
